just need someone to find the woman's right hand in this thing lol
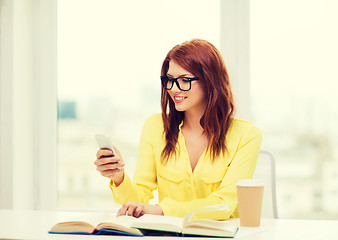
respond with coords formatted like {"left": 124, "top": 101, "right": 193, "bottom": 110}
{"left": 94, "top": 146, "right": 125, "bottom": 186}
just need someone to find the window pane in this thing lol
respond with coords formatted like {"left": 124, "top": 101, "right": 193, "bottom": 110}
{"left": 251, "top": 0, "right": 338, "bottom": 219}
{"left": 57, "top": 0, "right": 220, "bottom": 209}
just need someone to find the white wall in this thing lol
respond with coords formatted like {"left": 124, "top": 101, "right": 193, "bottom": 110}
{"left": 0, "top": 0, "right": 37, "bottom": 210}
{"left": 0, "top": 0, "right": 57, "bottom": 210}
{"left": 0, "top": 0, "right": 14, "bottom": 209}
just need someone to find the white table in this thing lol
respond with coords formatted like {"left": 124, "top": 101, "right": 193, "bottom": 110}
{"left": 0, "top": 209, "right": 337, "bottom": 240}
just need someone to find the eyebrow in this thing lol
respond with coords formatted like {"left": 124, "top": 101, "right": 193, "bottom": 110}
{"left": 166, "top": 73, "right": 190, "bottom": 77}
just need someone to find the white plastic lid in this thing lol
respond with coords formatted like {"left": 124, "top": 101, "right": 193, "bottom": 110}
{"left": 236, "top": 179, "right": 264, "bottom": 187}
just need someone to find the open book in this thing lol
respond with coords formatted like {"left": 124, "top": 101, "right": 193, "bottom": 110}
{"left": 132, "top": 204, "right": 239, "bottom": 238}
{"left": 48, "top": 213, "right": 143, "bottom": 236}
{"left": 49, "top": 204, "right": 239, "bottom": 237}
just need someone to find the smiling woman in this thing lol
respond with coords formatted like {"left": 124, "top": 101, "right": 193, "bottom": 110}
{"left": 160, "top": 39, "right": 235, "bottom": 164}
{"left": 94, "top": 39, "right": 262, "bottom": 220}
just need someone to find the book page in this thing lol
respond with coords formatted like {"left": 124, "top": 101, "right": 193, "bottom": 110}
{"left": 182, "top": 204, "right": 231, "bottom": 226}
{"left": 184, "top": 218, "right": 239, "bottom": 231}
{"left": 98, "top": 215, "right": 137, "bottom": 228}
{"left": 65, "top": 212, "right": 118, "bottom": 227}
{"left": 97, "top": 215, "right": 139, "bottom": 230}
{"left": 132, "top": 214, "right": 184, "bottom": 233}
{"left": 97, "top": 215, "right": 142, "bottom": 235}
{"left": 50, "top": 213, "right": 116, "bottom": 233}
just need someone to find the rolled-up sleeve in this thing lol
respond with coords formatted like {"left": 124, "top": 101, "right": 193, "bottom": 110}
{"left": 109, "top": 115, "right": 159, "bottom": 204}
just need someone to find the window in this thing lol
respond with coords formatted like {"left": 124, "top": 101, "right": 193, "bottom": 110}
{"left": 57, "top": 0, "right": 220, "bottom": 209}
{"left": 251, "top": 0, "right": 338, "bottom": 219}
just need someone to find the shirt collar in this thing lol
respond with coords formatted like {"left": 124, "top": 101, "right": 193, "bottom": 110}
{"left": 178, "top": 120, "right": 184, "bottom": 131}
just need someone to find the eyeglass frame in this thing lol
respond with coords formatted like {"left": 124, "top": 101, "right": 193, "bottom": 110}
{"left": 160, "top": 75, "right": 199, "bottom": 91}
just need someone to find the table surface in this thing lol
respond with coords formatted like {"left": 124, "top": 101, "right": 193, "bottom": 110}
{"left": 0, "top": 209, "right": 337, "bottom": 240}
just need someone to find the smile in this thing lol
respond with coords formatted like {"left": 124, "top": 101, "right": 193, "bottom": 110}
{"left": 173, "top": 96, "right": 187, "bottom": 103}
{"left": 174, "top": 96, "right": 187, "bottom": 100}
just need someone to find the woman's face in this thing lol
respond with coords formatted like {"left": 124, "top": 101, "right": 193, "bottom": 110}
{"left": 166, "top": 61, "right": 207, "bottom": 115}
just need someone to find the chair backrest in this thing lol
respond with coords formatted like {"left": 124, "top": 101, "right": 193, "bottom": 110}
{"left": 253, "top": 150, "right": 279, "bottom": 219}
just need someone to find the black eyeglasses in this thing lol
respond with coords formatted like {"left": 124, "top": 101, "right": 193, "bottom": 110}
{"left": 160, "top": 75, "right": 199, "bottom": 91}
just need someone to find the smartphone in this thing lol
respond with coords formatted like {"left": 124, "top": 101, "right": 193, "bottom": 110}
{"left": 95, "top": 134, "right": 115, "bottom": 156}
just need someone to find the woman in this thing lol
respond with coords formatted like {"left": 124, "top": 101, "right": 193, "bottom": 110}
{"left": 95, "top": 39, "right": 262, "bottom": 219}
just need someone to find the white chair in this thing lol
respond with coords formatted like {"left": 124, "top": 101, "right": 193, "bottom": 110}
{"left": 253, "top": 150, "right": 279, "bottom": 219}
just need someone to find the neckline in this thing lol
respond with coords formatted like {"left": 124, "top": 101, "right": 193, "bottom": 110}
{"left": 178, "top": 130, "right": 207, "bottom": 174}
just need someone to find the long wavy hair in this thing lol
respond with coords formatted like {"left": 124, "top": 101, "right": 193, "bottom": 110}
{"left": 160, "top": 39, "right": 235, "bottom": 164}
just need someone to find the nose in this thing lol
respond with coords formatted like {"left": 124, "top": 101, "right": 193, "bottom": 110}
{"left": 170, "top": 81, "right": 181, "bottom": 92}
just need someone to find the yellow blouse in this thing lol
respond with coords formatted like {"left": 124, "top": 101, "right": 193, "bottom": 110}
{"left": 110, "top": 113, "right": 262, "bottom": 219}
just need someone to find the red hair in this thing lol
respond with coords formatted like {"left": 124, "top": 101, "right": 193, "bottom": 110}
{"left": 160, "top": 39, "right": 235, "bottom": 164}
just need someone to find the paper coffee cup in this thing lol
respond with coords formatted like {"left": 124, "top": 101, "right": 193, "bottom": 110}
{"left": 236, "top": 179, "right": 264, "bottom": 227}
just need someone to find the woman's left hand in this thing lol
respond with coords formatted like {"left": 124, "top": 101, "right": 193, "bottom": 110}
{"left": 117, "top": 201, "right": 163, "bottom": 218}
